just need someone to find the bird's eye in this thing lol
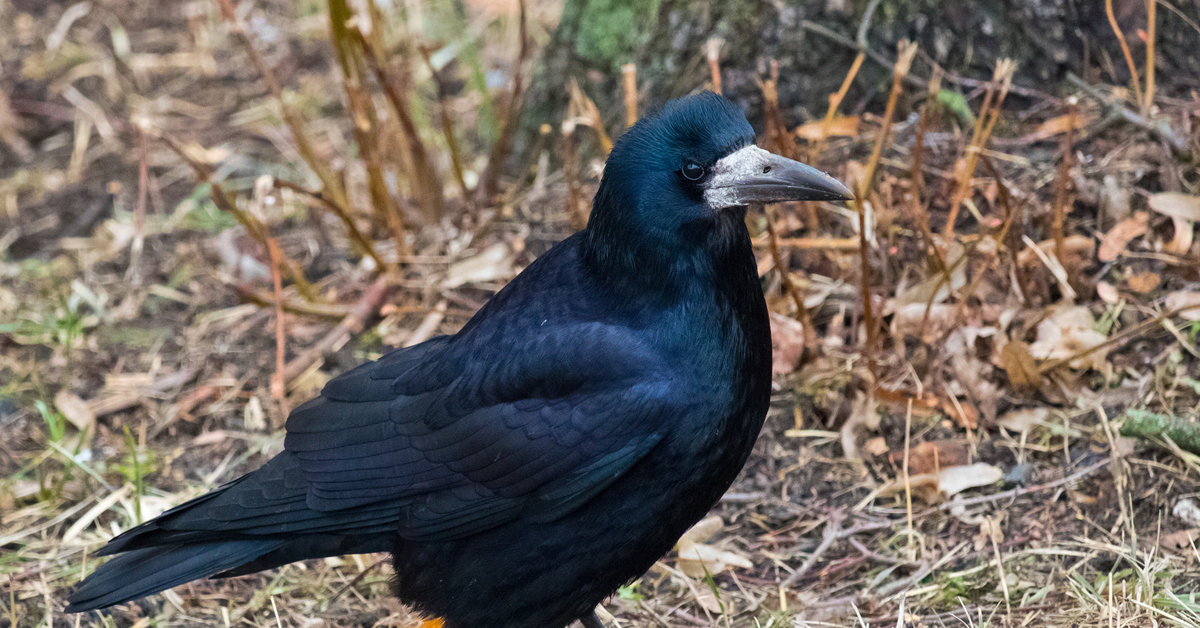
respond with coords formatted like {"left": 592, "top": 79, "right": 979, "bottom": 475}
{"left": 680, "top": 161, "right": 705, "bottom": 181}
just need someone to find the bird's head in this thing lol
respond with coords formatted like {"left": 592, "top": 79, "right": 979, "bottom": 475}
{"left": 585, "top": 92, "right": 852, "bottom": 265}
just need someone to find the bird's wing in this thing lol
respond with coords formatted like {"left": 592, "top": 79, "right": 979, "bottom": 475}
{"left": 280, "top": 324, "right": 693, "bottom": 541}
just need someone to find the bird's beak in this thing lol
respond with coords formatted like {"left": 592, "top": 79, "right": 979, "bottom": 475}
{"left": 704, "top": 145, "right": 854, "bottom": 209}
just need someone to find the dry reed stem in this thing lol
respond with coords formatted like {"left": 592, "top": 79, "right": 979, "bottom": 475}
{"left": 705, "top": 38, "right": 723, "bottom": 94}
{"left": 810, "top": 51, "right": 865, "bottom": 160}
{"left": 759, "top": 69, "right": 816, "bottom": 349}
{"left": 1145, "top": 0, "right": 1156, "bottom": 114}
{"left": 155, "top": 131, "right": 319, "bottom": 301}
{"left": 1051, "top": 97, "right": 1077, "bottom": 261}
{"left": 1106, "top": 0, "right": 1144, "bottom": 109}
{"left": 477, "top": 0, "right": 530, "bottom": 206}
{"left": 357, "top": 27, "right": 444, "bottom": 226}
{"left": 622, "top": 64, "right": 638, "bottom": 127}
{"left": 266, "top": 237, "right": 287, "bottom": 405}
{"left": 272, "top": 179, "right": 388, "bottom": 271}
{"left": 216, "top": 0, "right": 353, "bottom": 220}
{"left": 857, "top": 41, "right": 917, "bottom": 377}
{"left": 420, "top": 45, "right": 471, "bottom": 204}
{"left": 941, "top": 58, "right": 1015, "bottom": 241}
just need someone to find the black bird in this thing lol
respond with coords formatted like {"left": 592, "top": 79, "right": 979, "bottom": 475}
{"left": 66, "top": 92, "right": 852, "bottom": 628}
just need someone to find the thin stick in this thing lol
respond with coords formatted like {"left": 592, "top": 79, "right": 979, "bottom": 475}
{"left": 622, "top": 64, "right": 638, "bottom": 127}
{"left": 941, "top": 59, "right": 1015, "bottom": 241}
{"left": 1144, "top": 0, "right": 1156, "bottom": 114}
{"left": 1036, "top": 303, "right": 1200, "bottom": 374}
{"left": 266, "top": 237, "right": 287, "bottom": 407}
{"left": 705, "top": 37, "right": 723, "bottom": 94}
{"left": 1051, "top": 97, "right": 1077, "bottom": 261}
{"left": 811, "top": 52, "right": 865, "bottom": 160}
{"left": 856, "top": 41, "right": 916, "bottom": 378}
{"left": 764, "top": 205, "right": 816, "bottom": 349}
{"left": 934, "top": 459, "right": 1107, "bottom": 511}
{"left": 1105, "top": 0, "right": 1144, "bottom": 108}
{"left": 280, "top": 276, "right": 392, "bottom": 385}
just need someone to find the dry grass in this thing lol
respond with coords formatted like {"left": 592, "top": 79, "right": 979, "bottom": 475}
{"left": 3, "top": 1, "right": 1200, "bottom": 627}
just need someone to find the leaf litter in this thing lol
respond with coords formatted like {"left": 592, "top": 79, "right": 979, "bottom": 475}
{"left": 2, "top": 1, "right": 1200, "bottom": 627}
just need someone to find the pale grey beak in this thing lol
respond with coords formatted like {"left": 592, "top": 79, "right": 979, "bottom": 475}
{"left": 704, "top": 145, "right": 854, "bottom": 208}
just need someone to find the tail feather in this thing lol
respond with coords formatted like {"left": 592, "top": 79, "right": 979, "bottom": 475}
{"left": 65, "top": 539, "right": 284, "bottom": 612}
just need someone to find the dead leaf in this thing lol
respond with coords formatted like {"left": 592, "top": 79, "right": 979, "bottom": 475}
{"left": 769, "top": 312, "right": 806, "bottom": 376}
{"left": 1148, "top": 192, "right": 1200, "bottom": 222}
{"left": 864, "top": 436, "right": 889, "bottom": 457}
{"left": 997, "top": 407, "right": 1050, "bottom": 433}
{"left": 54, "top": 389, "right": 95, "bottom": 432}
{"left": 1028, "top": 305, "right": 1109, "bottom": 371}
{"left": 1096, "top": 281, "right": 1119, "bottom": 304}
{"left": 1023, "top": 111, "right": 1096, "bottom": 142}
{"left": 676, "top": 516, "right": 724, "bottom": 553}
{"left": 1160, "top": 529, "right": 1200, "bottom": 552}
{"left": 1166, "top": 215, "right": 1195, "bottom": 255}
{"left": 840, "top": 391, "right": 880, "bottom": 461}
{"left": 1098, "top": 211, "right": 1148, "bottom": 262}
{"left": 677, "top": 542, "right": 754, "bottom": 577}
{"left": 999, "top": 340, "right": 1042, "bottom": 389}
{"left": 1126, "top": 271, "right": 1161, "bottom": 294}
{"left": 938, "top": 463, "right": 1003, "bottom": 497}
{"left": 1175, "top": 498, "right": 1200, "bottom": 527}
{"left": 942, "top": 397, "right": 979, "bottom": 429}
{"left": 795, "top": 115, "right": 860, "bottom": 140}
{"left": 973, "top": 515, "right": 1005, "bottom": 551}
{"left": 442, "top": 243, "right": 515, "bottom": 289}
{"left": 890, "top": 440, "right": 968, "bottom": 475}
{"left": 1165, "top": 291, "right": 1200, "bottom": 321}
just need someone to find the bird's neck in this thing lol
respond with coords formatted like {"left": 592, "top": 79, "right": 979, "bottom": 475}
{"left": 580, "top": 208, "right": 755, "bottom": 305}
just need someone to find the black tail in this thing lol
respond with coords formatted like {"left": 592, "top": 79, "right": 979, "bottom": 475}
{"left": 65, "top": 539, "right": 284, "bottom": 612}
{"left": 64, "top": 451, "right": 398, "bottom": 612}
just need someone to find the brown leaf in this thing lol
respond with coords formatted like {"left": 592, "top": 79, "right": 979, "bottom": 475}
{"left": 997, "top": 407, "right": 1050, "bottom": 433}
{"left": 999, "top": 340, "right": 1041, "bottom": 389}
{"left": 794, "top": 116, "right": 860, "bottom": 140}
{"left": 1023, "top": 111, "right": 1096, "bottom": 142}
{"left": 890, "top": 440, "right": 969, "bottom": 475}
{"left": 54, "top": 389, "right": 95, "bottom": 432}
{"left": 1160, "top": 529, "right": 1200, "bottom": 552}
{"left": 1126, "top": 271, "right": 1161, "bottom": 294}
{"left": 769, "top": 311, "right": 806, "bottom": 376}
{"left": 1166, "top": 216, "right": 1195, "bottom": 256}
{"left": 1098, "top": 211, "right": 1148, "bottom": 262}
{"left": 942, "top": 397, "right": 980, "bottom": 429}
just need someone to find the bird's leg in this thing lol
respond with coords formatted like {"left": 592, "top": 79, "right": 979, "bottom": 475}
{"left": 579, "top": 607, "right": 618, "bottom": 628}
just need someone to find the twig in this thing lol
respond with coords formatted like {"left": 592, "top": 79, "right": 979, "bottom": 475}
{"left": 934, "top": 459, "right": 1108, "bottom": 511}
{"left": 1066, "top": 73, "right": 1190, "bottom": 158}
{"left": 779, "top": 512, "right": 892, "bottom": 588}
{"left": 280, "top": 277, "right": 392, "bottom": 385}
{"left": 622, "top": 64, "right": 638, "bottom": 127}
{"left": 1051, "top": 97, "right": 1077, "bottom": 261}
{"left": 856, "top": 41, "right": 916, "bottom": 379}
{"left": 265, "top": 238, "right": 287, "bottom": 408}
{"left": 420, "top": 45, "right": 471, "bottom": 204}
{"left": 215, "top": 0, "right": 353, "bottom": 219}
{"left": 705, "top": 38, "right": 723, "bottom": 94}
{"left": 1036, "top": 302, "right": 1200, "bottom": 374}
{"left": 154, "top": 130, "right": 319, "bottom": 301}
{"left": 1105, "top": 0, "right": 1144, "bottom": 110}
{"left": 476, "top": 0, "right": 530, "bottom": 205}
{"left": 942, "top": 58, "right": 1016, "bottom": 240}
{"left": 271, "top": 180, "right": 387, "bottom": 272}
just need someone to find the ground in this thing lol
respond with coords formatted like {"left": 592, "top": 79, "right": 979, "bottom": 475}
{"left": 2, "top": 1, "right": 1200, "bottom": 627}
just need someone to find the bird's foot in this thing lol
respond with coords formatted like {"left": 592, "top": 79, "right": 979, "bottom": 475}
{"left": 579, "top": 606, "right": 619, "bottom": 628}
